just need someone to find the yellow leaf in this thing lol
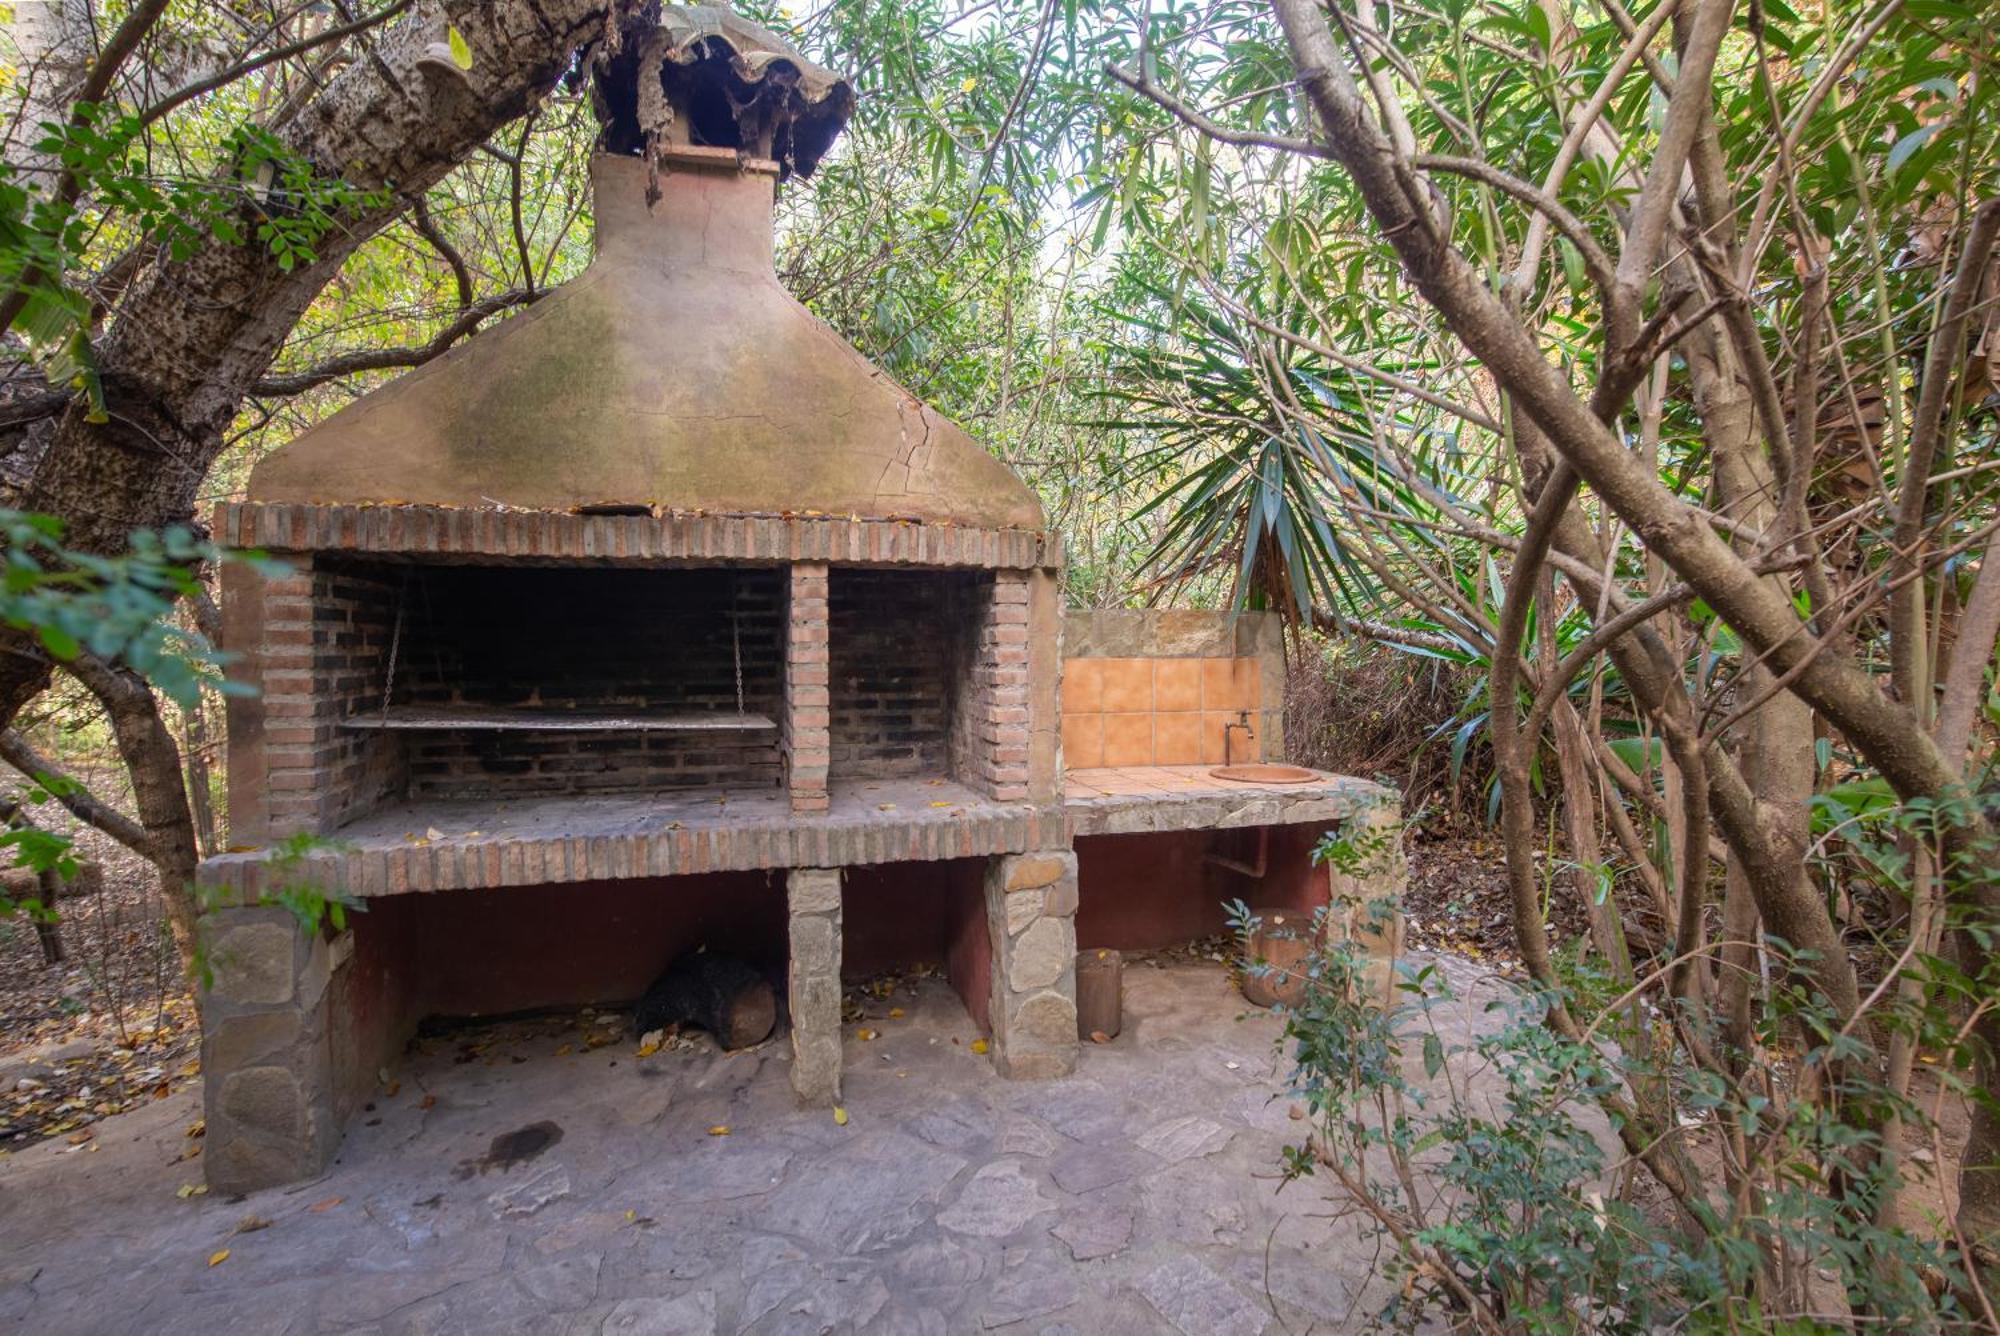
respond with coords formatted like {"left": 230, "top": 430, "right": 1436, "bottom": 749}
{"left": 625, "top": 1209, "right": 637, "bottom": 1222}
{"left": 888, "top": 1008, "right": 905, "bottom": 1019}
{"left": 969, "top": 1038, "right": 989, "bottom": 1055}
{"left": 637, "top": 1041, "right": 661, "bottom": 1058}
{"left": 707, "top": 1124, "right": 730, "bottom": 1137}
{"left": 857, "top": 1028, "right": 877, "bottom": 1041}
{"left": 207, "top": 1250, "right": 230, "bottom": 1267}
{"left": 960, "top": 76, "right": 978, "bottom": 92}
{"left": 447, "top": 24, "right": 473, "bottom": 70}
{"left": 832, "top": 1106, "right": 849, "bottom": 1126}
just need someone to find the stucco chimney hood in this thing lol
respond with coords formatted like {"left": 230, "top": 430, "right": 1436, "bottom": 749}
{"left": 247, "top": 5, "right": 1045, "bottom": 532}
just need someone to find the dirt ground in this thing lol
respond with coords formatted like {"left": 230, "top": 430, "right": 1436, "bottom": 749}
{"left": 0, "top": 830, "right": 200, "bottom": 1152}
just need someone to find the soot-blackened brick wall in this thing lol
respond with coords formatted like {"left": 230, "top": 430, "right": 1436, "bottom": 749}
{"left": 828, "top": 569, "right": 983, "bottom": 782}
{"left": 307, "top": 562, "right": 404, "bottom": 828}
{"left": 385, "top": 565, "right": 785, "bottom": 798}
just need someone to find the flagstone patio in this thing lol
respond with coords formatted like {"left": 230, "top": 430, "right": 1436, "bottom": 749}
{"left": 0, "top": 956, "right": 1521, "bottom": 1335}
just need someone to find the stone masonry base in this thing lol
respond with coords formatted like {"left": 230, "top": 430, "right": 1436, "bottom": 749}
{"left": 787, "top": 867, "right": 843, "bottom": 1104}
{"left": 198, "top": 906, "right": 341, "bottom": 1194}
{"left": 983, "top": 851, "right": 1081, "bottom": 1079}
{"left": 195, "top": 809, "right": 1400, "bottom": 1192}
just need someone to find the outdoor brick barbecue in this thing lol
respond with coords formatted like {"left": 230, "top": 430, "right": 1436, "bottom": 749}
{"left": 194, "top": 6, "right": 1401, "bottom": 1195}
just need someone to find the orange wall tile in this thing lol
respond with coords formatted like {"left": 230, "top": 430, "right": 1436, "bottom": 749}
{"left": 1064, "top": 658, "right": 1105, "bottom": 714}
{"left": 1154, "top": 659, "right": 1202, "bottom": 712}
{"left": 1098, "top": 658, "right": 1154, "bottom": 713}
{"left": 1101, "top": 713, "right": 1155, "bottom": 767}
{"left": 1153, "top": 712, "right": 1202, "bottom": 765}
{"left": 1063, "top": 655, "right": 1267, "bottom": 769}
{"left": 1061, "top": 712, "right": 1104, "bottom": 769}
{"left": 1200, "top": 657, "right": 1260, "bottom": 712}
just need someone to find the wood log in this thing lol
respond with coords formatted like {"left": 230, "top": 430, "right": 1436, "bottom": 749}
{"left": 633, "top": 952, "right": 777, "bottom": 1051}
{"left": 1076, "top": 948, "right": 1123, "bottom": 1040}
{"left": 0, "top": 860, "right": 101, "bottom": 900}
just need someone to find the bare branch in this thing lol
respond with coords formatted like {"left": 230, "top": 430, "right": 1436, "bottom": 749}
{"left": 252, "top": 289, "right": 538, "bottom": 396}
{"left": 0, "top": 727, "right": 156, "bottom": 857}
{"left": 1891, "top": 197, "right": 2000, "bottom": 711}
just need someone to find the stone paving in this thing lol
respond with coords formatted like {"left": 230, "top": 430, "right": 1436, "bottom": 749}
{"left": 0, "top": 957, "right": 1517, "bottom": 1335}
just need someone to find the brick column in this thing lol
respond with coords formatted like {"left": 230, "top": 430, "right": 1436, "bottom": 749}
{"left": 954, "top": 571, "right": 1033, "bottom": 801}
{"left": 1324, "top": 798, "right": 1407, "bottom": 1009}
{"left": 199, "top": 905, "right": 341, "bottom": 1193}
{"left": 787, "top": 867, "right": 843, "bottom": 1104}
{"left": 786, "top": 563, "right": 831, "bottom": 814}
{"left": 983, "top": 851, "right": 1079, "bottom": 1079}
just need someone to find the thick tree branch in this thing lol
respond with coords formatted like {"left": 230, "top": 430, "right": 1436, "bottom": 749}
{"left": 253, "top": 288, "right": 538, "bottom": 396}
{"left": 0, "top": 727, "right": 156, "bottom": 856}
{"left": 1890, "top": 197, "right": 2000, "bottom": 714}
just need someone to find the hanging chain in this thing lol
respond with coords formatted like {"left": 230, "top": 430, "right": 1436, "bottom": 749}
{"left": 731, "top": 594, "right": 746, "bottom": 717}
{"left": 381, "top": 574, "right": 408, "bottom": 719}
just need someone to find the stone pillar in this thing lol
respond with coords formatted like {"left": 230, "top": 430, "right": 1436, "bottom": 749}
{"left": 1324, "top": 799, "right": 1407, "bottom": 1009}
{"left": 199, "top": 905, "right": 340, "bottom": 1194}
{"left": 984, "top": 851, "right": 1079, "bottom": 1079}
{"left": 787, "top": 867, "right": 843, "bottom": 1104}
{"left": 785, "top": 562, "right": 831, "bottom": 814}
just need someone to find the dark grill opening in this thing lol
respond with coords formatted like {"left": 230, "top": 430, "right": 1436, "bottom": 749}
{"left": 827, "top": 568, "right": 990, "bottom": 788}
{"left": 321, "top": 560, "right": 787, "bottom": 808}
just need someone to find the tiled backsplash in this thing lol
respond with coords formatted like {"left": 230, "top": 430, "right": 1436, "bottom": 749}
{"left": 1060, "top": 656, "right": 1263, "bottom": 768}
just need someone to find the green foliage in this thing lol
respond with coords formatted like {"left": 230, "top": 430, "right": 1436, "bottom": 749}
{"left": 1274, "top": 946, "right": 1976, "bottom": 1331}
{"left": 0, "top": 101, "right": 391, "bottom": 412}
{"left": 191, "top": 832, "right": 362, "bottom": 989}
{"left": 0, "top": 508, "right": 273, "bottom": 708}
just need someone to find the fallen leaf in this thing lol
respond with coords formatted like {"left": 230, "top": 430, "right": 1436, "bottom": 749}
{"left": 176, "top": 1183, "right": 208, "bottom": 1199}
{"left": 554, "top": 1044, "right": 573, "bottom": 1057}
{"left": 424, "top": 827, "right": 444, "bottom": 841}
{"left": 308, "top": 1197, "right": 343, "bottom": 1213}
{"left": 624, "top": 1209, "right": 637, "bottom": 1223}
{"left": 383, "top": 1080, "right": 401, "bottom": 1098}
{"left": 969, "top": 1038, "right": 989, "bottom": 1055}
{"left": 207, "top": 1250, "right": 230, "bottom": 1268}
{"left": 234, "top": 1215, "right": 272, "bottom": 1234}
{"left": 887, "top": 1008, "right": 905, "bottom": 1019}
{"left": 1089, "top": 1030, "right": 1111, "bottom": 1044}
{"left": 832, "top": 1106, "right": 849, "bottom": 1126}
{"left": 857, "top": 1028, "right": 878, "bottom": 1041}
{"left": 706, "top": 1124, "right": 730, "bottom": 1137}
{"left": 419, "top": 1093, "right": 437, "bottom": 1110}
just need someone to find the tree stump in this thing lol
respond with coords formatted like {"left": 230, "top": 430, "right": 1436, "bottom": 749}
{"left": 1239, "top": 907, "right": 1318, "bottom": 1010}
{"left": 1076, "top": 948, "right": 1122, "bottom": 1040}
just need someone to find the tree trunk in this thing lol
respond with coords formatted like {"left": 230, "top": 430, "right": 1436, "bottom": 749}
{"left": 0, "top": 0, "right": 640, "bottom": 728}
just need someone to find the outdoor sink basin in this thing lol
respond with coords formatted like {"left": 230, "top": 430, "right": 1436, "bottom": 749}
{"left": 1209, "top": 764, "right": 1319, "bottom": 785}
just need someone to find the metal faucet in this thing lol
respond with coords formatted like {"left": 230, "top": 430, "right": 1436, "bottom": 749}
{"left": 1223, "top": 711, "right": 1255, "bottom": 765}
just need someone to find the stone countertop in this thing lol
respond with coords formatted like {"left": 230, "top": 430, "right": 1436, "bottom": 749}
{"left": 197, "top": 777, "right": 1059, "bottom": 898}
{"left": 196, "top": 767, "right": 1395, "bottom": 898}
{"left": 1062, "top": 766, "right": 1394, "bottom": 838}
